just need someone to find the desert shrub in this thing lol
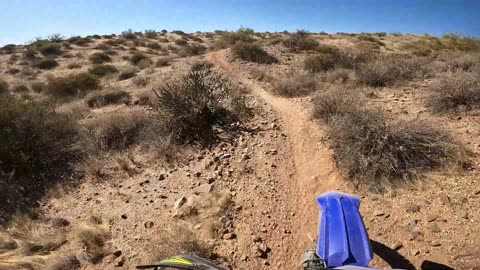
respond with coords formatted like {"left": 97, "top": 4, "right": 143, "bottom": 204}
{"left": 34, "top": 41, "right": 62, "bottom": 56}
{"left": 0, "top": 95, "right": 78, "bottom": 184}
{"left": 77, "top": 221, "right": 111, "bottom": 264}
{"left": 146, "top": 42, "right": 161, "bottom": 49}
{"left": 356, "top": 55, "right": 426, "bottom": 87}
{"left": 215, "top": 27, "right": 255, "bottom": 48}
{"left": 159, "top": 37, "right": 169, "bottom": 43}
{"left": 5, "top": 67, "right": 20, "bottom": 74}
{"left": 312, "top": 86, "right": 364, "bottom": 121}
{"left": 283, "top": 30, "right": 319, "bottom": 52}
{"left": 121, "top": 29, "right": 137, "bottom": 39}
{"left": 429, "top": 71, "right": 480, "bottom": 113}
{"left": 133, "top": 39, "right": 146, "bottom": 47}
{"left": 48, "top": 33, "right": 65, "bottom": 43}
{"left": 88, "top": 64, "right": 118, "bottom": 77}
{"left": 11, "top": 84, "right": 29, "bottom": 92}
{"left": 436, "top": 52, "right": 480, "bottom": 72}
{"left": 178, "top": 43, "right": 207, "bottom": 57}
{"left": 191, "top": 61, "right": 214, "bottom": 72}
{"left": 328, "top": 109, "right": 465, "bottom": 186}
{"left": 85, "top": 90, "right": 130, "bottom": 108}
{"left": 133, "top": 75, "right": 148, "bottom": 86}
{"left": 144, "top": 29, "right": 158, "bottom": 38}
{"left": 271, "top": 70, "right": 318, "bottom": 97}
{"left": 118, "top": 68, "right": 137, "bottom": 80}
{"left": 80, "top": 111, "right": 148, "bottom": 153}
{"left": 304, "top": 54, "right": 335, "bottom": 72}
{"left": 174, "top": 39, "right": 188, "bottom": 46}
{"left": 46, "top": 72, "right": 100, "bottom": 100}
{"left": 22, "top": 47, "right": 37, "bottom": 60}
{"left": 1, "top": 44, "right": 16, "bottom": 54}
{"left": 375, "top": 32, "right": 387, "bottom": 37}
{"left": 156, "top": 56, "right": 176, "bottom": 67}
{"left": 402, "top": 35, "right": 480, "bottom": 56}
{"left": 36, "top": 58, "right": 59, "bottom": 69}
{"left": 89, "top": 52, "right": 112, "bottom": 64}
{"left": 67, "top": 62, "right": 82, "bottom": 69}
{"left": 67, "top": 36, "right": 92, "bottom": 46}
{"left": 153, "top": 69, "right": 244, "bottom": 145}
{"left": 0, "top": 79, "right": 9, "bottom": 94}
{"left": 232, "top": 42, "right": 278, "bottom": 64}
{"left": 357, "top": 35, "right": 385, "bottom": 46}
{"left": 130, "top": 52, "right": 149, "bottom": 65}
{"left": 321, "top": 68, "right": 353, "bottom": 83}
{"left": 31, "top": 81, "right": 47, "bottom": 92}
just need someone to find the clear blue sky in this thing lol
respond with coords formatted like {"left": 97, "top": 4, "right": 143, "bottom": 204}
{"left": 1, "top": 0, "right": 479, "bottom": 45}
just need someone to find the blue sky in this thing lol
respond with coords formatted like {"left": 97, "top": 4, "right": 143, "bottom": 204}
{"left": 1, "top": 0, "right": 479, "bottom": 45}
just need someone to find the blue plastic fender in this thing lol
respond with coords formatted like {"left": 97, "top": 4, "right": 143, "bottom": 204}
{"left": 316, "top": 191, "right": 373, "bottom": 268}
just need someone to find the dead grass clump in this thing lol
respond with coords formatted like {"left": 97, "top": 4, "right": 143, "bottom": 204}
{"left": 55, "top": 100, "right": 90, "bottom": 121}
{"left": 130, "top": 52, "right": 149, "bottom": 65}
{"left": 89, "top": 52, "right": 111, "bottom": 64}
{"left": 312, "top": 86, "right": 364, "bottom": 121}
{"left": 79, "top": 111, "right": 149, "bottom": 153}
{"left": 155, "top": 56, "right": 176, "bottom": 67}
{"left": 77, "top": 220, "right": 111, "bottom": 264}
{"left": 35, "top": 59, "right": 59, "bottom": 69}
{"left": 329, "top": 110, "right": 466, "bottom": 187}
{"left": 178, "top": 43, "right": 207, "bottom": 57}
{"left": 304, "top": 54, "right": 335, "bottom": 72}
{"left": 429, "top": 71, "right": 480, "bottom": 113}
{"left": 46, "top": 72, "right": 100, "bottom": 100}
{"left": 152, "top": 69, "right": 246, "bottom": 145}
{"left": 88, "top": 64, "right": 118, "bottom": 77}
{"left": 271, "top": 70, "right": 318, "bottom": 97}
{"left": 0, "top": 79, "right": 9, "bottom": 94}
{"left": 85, "top": 90, "right": 130, "bottom": 108}
{"left": 215, "top": 27, "right": 255, "bottom": 48}
{"left": 0, "top": 215, "right": 69, "bottom": 269}
{"left": 118, "top": 68, "right": 137, "bottom": 80}
{"left": 283, "top": 30, "right": 319, "bottom": 52}
{"left": 232, "top": 42, "right": 278, "bottom": 64}
{"left": 44, "top": 255, "right": 81, "bottom": 270}
{"left": 356, "top": 55, "right": 425, "bottom": 87}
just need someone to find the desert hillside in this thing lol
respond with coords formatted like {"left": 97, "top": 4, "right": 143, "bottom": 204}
{"left": 1, "top": 29, "right": 479, "bottom": 269}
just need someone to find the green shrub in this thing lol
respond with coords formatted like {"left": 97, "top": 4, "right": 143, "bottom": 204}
{"left": 36, "top": 59, "right": 59, "bottom": 69}
{"left": 429, "top": 71, "right": 480, "bottom": 113}
{"left": 85, "top": 90, "right": 130, "bottom": 108}
{"left": 130, "top": 52, "right": 148, "bottom": 65}
{"left": 46, "top": 72, "right": 100, "bottom": 100}
{"left": 89, "top": 52, "right": 112, "bottom": 64}
{"left": 304, "top": 54, "right": 335, "bottom": 72}
{"left": 88, "top": 64, "right": 118, "bottom": 77}
{"left": 232, "top": 42, "right": 278, "bottom": 64}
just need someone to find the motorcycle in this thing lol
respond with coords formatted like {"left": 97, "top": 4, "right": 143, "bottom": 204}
{"left": 136, "top": 191, "right": 382, "bottom": 270}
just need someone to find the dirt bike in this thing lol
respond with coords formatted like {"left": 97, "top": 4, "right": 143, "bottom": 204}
{"left": 136, "top": 191, "right": 382, "bottom": 270}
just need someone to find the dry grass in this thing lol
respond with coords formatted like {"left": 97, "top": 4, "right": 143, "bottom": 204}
{"left": 429, "top": 71, "right": 480, "bottom": 113}
{"left": 45, "top": 72, "right": 100, "bottom": 100}
{"left": 77, "top": 218, "right": 111, "bottom": 264}
{"left": 283, "top": 30, "right": 319, "bottom": 52}
{"left": 304, "top": 54, "right": 335, "bottom": 72}
{"left": 89, "top": 52, "right": 112, "bottom": 64}
{"left": 0, "top": 79, "right": 8, "bottom": 94}
{"left": 79, "top": 111, "right": 149, "bottom": 154}
{"left": 232, "top": 42, "right": 278, "bottom": 64}
{"left": 85, "top": 89, "right": 130, "bottom": 108}
{"left": 35, "top": 59, "right": 58, "bottom": 70}
{"left": 312, "top": 86, "right": 364, "bottom": 121}
{"left": 88, "top": 64, "right": 118, "bottom": 77}
{"left": 130, "top": 52, "right": 150, "bottom": 66}
{"left": 271, "top": 70, "right": 318, "bottom": 97}
{"left": 118, "top": 67, "right": 137, "bottom": 80}
{"left": 215, "top": 27, "right": 255, "bottom": 49}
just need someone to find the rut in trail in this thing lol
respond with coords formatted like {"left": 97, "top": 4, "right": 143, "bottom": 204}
{"left": 207, "top": 50, "right": 345, "bottom": 267}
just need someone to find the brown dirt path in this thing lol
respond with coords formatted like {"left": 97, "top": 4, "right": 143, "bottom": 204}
{"left": 207, "top": 50, "right": 346, "bottom": 268}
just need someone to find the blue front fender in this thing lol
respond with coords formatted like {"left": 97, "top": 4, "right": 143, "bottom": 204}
{"left": 316, "top": 192, "right": 373, "bottom": 268}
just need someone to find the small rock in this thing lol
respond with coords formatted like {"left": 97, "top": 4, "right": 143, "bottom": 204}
{"left": 113, "top": 250, "right": 122, "bottom": 257}
{"left": 194, "top": 183, "right": 212, "bottom": 194}
{"left": 429, "top": 224, "right": 441, "bottom": 233}
{"left": 411, "top": 249, "right": 420, "bottom": 256}
{"left": 409, "top": 231, "right": 423, "bottom": 241}
{"left": 173, "top": 197, "right": 187, "bottom": 210}
{"left": 121, "top": 214, "right": 127, "bottom": 219}
{"left": 252, "top": 235, "right": 262, "bottom": 242}
{"left": 407, "top": 219, "right": 418, "bottom": 230}
{"left": 439, "top": 193, "right": 451, "bottom": 206}
{"left": 144, "top": 221, "right": 154, "bottom": 228}
{"left": 373, "top": 209, "right": 385, "bottom": 216}
{"left": 219, "top": 216, "right": 229, "bottom": 223}
{"left": 193, "top": 171, "right": 202, "bottom": 177}
{"left": 52, "top": 217, "right": 71, "bottom": 228}
{"left": 158, "top": 174, "right": 166, "bottom": 181}
{"left": 392, "top": 241, "right": 403, "bottom": 251}
{"left": 459, "top": 210, "right": 468, "bottom": 219}
{"left": 426, "top": 213, "right": 438, "bottom": 222}
{"left": 223, "top": 233, "right": 237, "bottom": 240}
{"left": 194, "top": 224, "right": 202, "bottom": 230}
{"left": 430, "top": 240, "right": 442, "bottom": 247}
{"left": 115, "top": 256, "right": 125, "bottom": 267}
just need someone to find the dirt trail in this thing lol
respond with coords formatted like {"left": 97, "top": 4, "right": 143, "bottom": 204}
{"left": 208, "top": 50, "right": 345, "bottom": 267}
